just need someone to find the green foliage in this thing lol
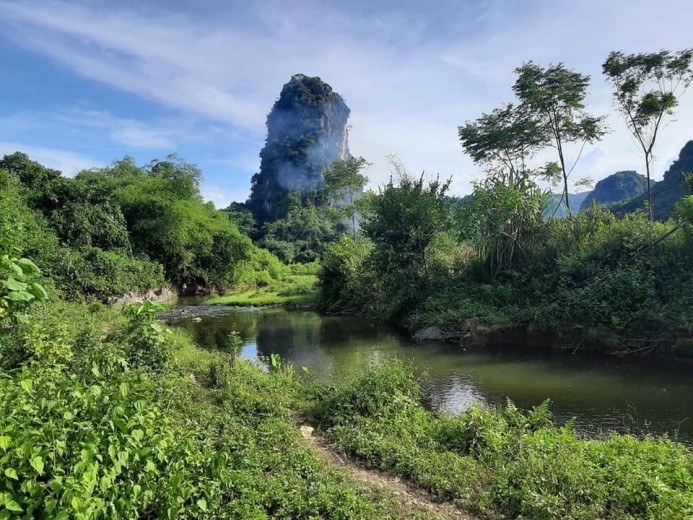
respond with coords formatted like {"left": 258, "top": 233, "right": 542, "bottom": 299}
{"left": 0, "top": 239, "right": 48, "bottom": 325}
{"left": 259, "top": 195, "right": 338, "bottom": 263}
{"left": 323, "top": 157, "right": 369, "bottom": 239}
{"left": 458, "top": 102, "right": 544, "bottom": 184}
{"left": 0, "top": 295, "right": 394, "bottom": 519}
{"left": 123, "top": 301, "right": 170, "bottom": 371}
{"left": 207, "top": 271, "right": 318, "bottom": 307}
{"left": 222, "top": 201, "right": 259, "bottom": 238}
{"left": 358, "top": 173, "right": 451, "bottom": 318}
{"left": 318, "top": 235, "right": 372, "bottom": 312}
{"left": 50, "top": 247, "right": 165, "bottom": 301}
{"left": 0, "top": 371, "right": 185, "bottom": 519}
{"left": 315, "top": 360, "right": 693, "bottom": 520}
{"left": 315, "top": 359, "right": 421, "bottom": 428}
{"left": 80, "top": 156, "right": 255, "bottom": 291}
{"left": 458, "top": 176, "right": 546, "bottom": 277}
{"left": 603, "top": 49, "right": 693, "bottom": 220}
{"left": 0, "top": 160, "right": 167, "bottom": 301}
{"left": 513, "top": 61, "right": 606, "bottom": 217}
{"left": 0, "top": 152, "right": 60, "bottom": 190}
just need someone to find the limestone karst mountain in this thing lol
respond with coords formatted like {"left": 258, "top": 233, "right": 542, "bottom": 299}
{"left": 613, "top": 140, "right": 693, "bottom": 220}
{"left": 580, "top": 171, "right": 647, "bottom": 211}
{"left": 247, "top": 74, "right": 351, "bottom": 223}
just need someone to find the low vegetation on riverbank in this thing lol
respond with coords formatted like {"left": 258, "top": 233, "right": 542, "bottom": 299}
{"left": 0, "top": 288, "right": 416, "bottom": 517}
{"left": 207, "top": 261, "right": 319, "bottom": 307}
{"left": 313, "top": 360, "right": 693, "bottom": 519}
{"left": 319, "top": 179, "right": 693, "bottom": 352}
{"left": 3, "top": 244, "right": 693, "bottom": 518}
{"left": 3, "top": 310, "right": 692, "bottom": 517}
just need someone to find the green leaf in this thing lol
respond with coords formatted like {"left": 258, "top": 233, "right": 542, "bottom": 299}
{"left": 0, "top": 436, "right": 10, "bottom": 450}
{"left": 8, "top": 263, "right": 23, "bottom": 278}
{"left": 18, "top": 380, "right": 33, "bottom": 393}
{"left": 29, "top": 283, "right": 49, "bottom": 300}
{"left": 4, "top": 468, "right": 17, "bottom": 480}
{"left": 13, "top": 313, "right": 29, "bottom": 324}
{"left": 3, "top": 278, "right": 27, "bottom": 292}
{"left": 5, "top": 291, "right": 34, "bottom": 302}
{"left": 3, "top": 496, "right": 22, "bottom": 512}
{"left": 30, "top": 456, "right": 44, "bottom": 475}
{"left": 197, "top": 498, "right": 208, "bottom": 512}
{"left": 16, "top": 258, "right": 40, "bottom": 275}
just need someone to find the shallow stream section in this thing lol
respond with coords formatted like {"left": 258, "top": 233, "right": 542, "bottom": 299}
{"left": 168, "top": 305, "right": 693, "bottom": 445}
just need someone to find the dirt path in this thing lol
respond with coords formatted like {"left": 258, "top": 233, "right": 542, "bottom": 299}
{"left": 298, "top": 425, "right": 481, "bottom": 520}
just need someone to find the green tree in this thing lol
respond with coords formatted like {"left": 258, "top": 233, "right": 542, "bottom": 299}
{"left": 259, "top": 196, "right": 337, "bottom": 263}
{"left": 0, "top": 152, "right": 61, "bottom": 190}
{"left": 602, "top": 49, "right": 693, "bottom": 221}
{"left": 458, "top": 103, "right": 545, "bottom": 187}
{"left": 323, "top": 157, "right": 369, "bottom": 240}
{"left": 223, "top": 202, "right": 259, "bottom": 238}
{"left": 78, "top": 156, "right": 253, "bottom": 291}
{"left": 513, "top": 62, "right": 606, "bottom": 218}
{"left": 361, "top": 173, "right": 450, "bottom": 317}
{"left": 458, "top": 102, "right": 547, "bottom": 275}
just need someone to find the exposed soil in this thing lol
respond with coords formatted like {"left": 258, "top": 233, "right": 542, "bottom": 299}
{"left": 298, "top": 424, "right": 481, "bottom": 520}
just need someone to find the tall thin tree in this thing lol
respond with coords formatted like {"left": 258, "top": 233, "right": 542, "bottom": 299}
{"left": 513, "top": 62, "right": 606, "bottom": 218}
{"left": 603, "top": 49, "right": 693, "bottom": 221}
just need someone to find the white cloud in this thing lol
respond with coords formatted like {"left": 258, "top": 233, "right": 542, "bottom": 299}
{"left": 0, "top": 142, "right": 101, "bottom": 175}
{"left": 0, "top": 0, "right": 692, "bottom": 199}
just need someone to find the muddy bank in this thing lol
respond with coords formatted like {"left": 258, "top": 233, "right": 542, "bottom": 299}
{"left": 107, "top": 287, "right": 177, "bottom": 308}
{"left": 411, "top": 318, "right": 693, "bottom": 358}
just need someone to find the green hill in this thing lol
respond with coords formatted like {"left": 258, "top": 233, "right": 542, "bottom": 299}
{"left": 613, "top": 140, "right": 693, "bottom": 220}
{"left": 580, "top": 171, "right": 647, "bottom": 211}
{"left": 545, "top": 191, "right": 590, "bottom": 218}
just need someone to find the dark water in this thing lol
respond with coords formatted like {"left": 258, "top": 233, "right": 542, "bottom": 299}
{"left": 176, "top": 307, "right": 693, "bottom": 445}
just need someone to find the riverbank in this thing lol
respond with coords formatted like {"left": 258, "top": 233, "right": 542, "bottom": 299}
{"left": 206, "top": 267, "right": 319, "bottom": 307}
{"left": 319, "top": 208, "right": 693, "bottom": 357}
{"left": 4, "top": 298, "right": 693, "bottom": 518}
{"left": 310, "top": 359, "right": 693, "bottom": 519}
{"left": 0, "top": 301, "right": 454, "bottom": 518}
{"left": 405, "top": 316, "right": 693, "bottom": 357}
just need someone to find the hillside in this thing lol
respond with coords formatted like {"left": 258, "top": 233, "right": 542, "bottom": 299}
{"left": 580, "top": 171, "right": 647, "bottom": 210}
{"left": 545, "top": 192, "right": 590, "bottom": 218}
{"left": 613, "top": 140, "right": 693, "bottom": 220}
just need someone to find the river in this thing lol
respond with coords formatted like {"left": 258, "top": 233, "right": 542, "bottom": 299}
{"left": 173, "top": 305, "right": 693, "bottom": 445}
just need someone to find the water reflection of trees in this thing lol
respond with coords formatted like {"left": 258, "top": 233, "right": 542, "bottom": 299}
{"left": 179, "top": 308, "right": 693, "bottom": 445}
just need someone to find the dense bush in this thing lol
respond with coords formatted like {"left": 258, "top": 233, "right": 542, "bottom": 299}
{"left": 0, "top": 298, "right": 396, "bottom": 519}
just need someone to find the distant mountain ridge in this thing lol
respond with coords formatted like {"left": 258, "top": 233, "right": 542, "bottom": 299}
{"left": 545, "top": 141, "right": 692, "bottom": 219}
{"left": 545, "top": 192, "right": 590, "bottom": 218}
{"left": 580, "top": 171, "right": 647, "bottom": 211}
{"left": 612, "top": 140, "right": 693, "bottom": 220}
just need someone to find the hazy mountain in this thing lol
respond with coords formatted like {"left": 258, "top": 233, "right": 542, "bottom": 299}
{"left": 247, "top": 74, "right": 351, "bottom": 223}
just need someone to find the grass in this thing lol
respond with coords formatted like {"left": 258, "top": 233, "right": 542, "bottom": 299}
{"left": 311, "top": 359, "right": 693, "bottom": 520}
{"left": 6, "top": 297, "right": 693, "bottom": 519}
{"left": 0, "top": 302, "right": 437, "bottom": 519}
{"left": 207, "top": 273, "right": 319, "bottom": 307}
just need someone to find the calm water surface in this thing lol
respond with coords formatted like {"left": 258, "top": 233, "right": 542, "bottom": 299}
{"left": 175, "top": 306, "right": 693, "bottom": 444}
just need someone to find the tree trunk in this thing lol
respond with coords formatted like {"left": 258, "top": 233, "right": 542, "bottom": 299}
{"left": 645, "top": 153, "right": 653, "bottom": 222}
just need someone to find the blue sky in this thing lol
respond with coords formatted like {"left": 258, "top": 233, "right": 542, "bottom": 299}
{"left": 0, "top": 0, "right": 692, "bottom": 207}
